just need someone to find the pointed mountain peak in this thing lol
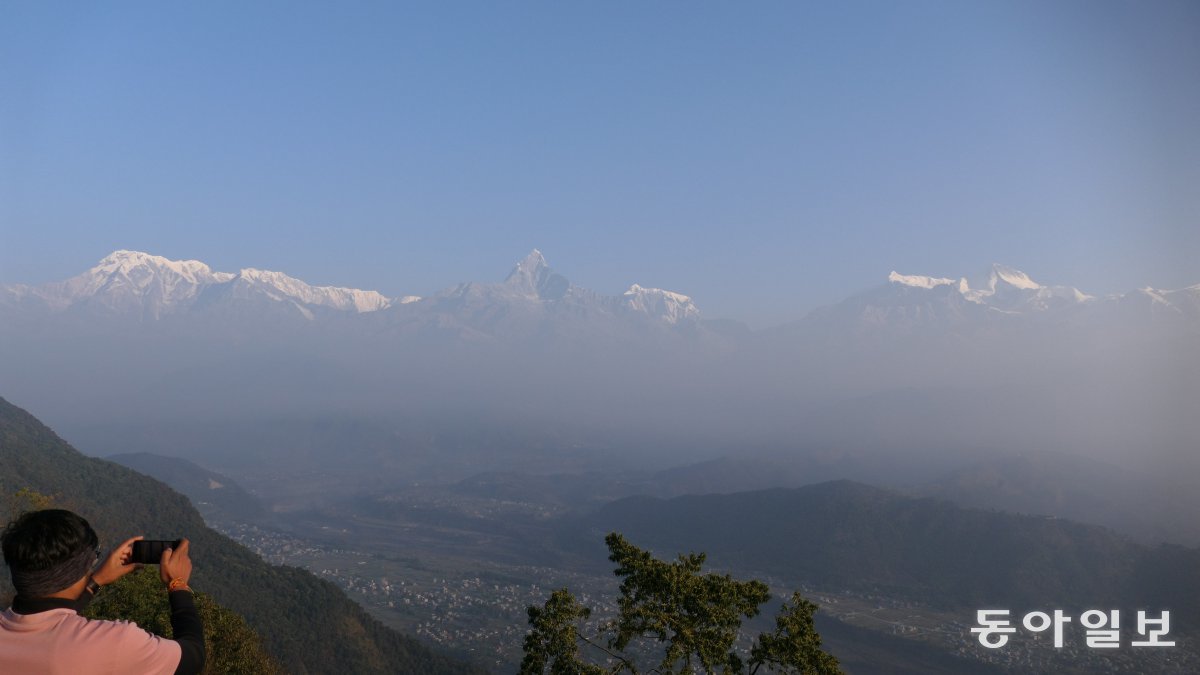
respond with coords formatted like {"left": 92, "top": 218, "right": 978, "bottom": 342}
{"left": 960, "top": 264, "right": 1041, "bottom": 299}
{"left": 508, "top": 249, "right": 548, "bottom": 275}
{"left": 504, "top": 249, "right": 570, "bottom": 300}
{"left": 987, "top": 263, "right": 1041, "bottom": 291}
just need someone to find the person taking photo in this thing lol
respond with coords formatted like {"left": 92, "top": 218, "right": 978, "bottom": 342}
{"left": 0, "top": 509, "right": 205, "bottom": 674}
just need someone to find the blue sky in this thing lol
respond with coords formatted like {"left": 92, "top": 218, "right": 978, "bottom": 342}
{"left": 2, "top": 1, "right": 1197, "bottom": 326}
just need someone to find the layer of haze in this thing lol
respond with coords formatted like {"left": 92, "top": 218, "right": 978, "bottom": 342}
{"left": 2, "top": 1, "right": 1198, "bottom": 327}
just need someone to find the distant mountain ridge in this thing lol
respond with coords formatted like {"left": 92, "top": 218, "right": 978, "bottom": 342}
{"left": 921, "top": 452, "right": 1200, "bottom": 546}
{"left": 565, "top": 480, "right": 1200, "bottom": 618}
{"left": 107, "top": 452, "right": 265, "bottom": 523}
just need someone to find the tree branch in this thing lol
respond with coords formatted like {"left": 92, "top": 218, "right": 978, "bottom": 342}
{"left": 579, "top": 629, "right": 638, "bottom": 674}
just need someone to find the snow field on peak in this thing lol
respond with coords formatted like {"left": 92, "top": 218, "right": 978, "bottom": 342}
{"left": 237, "top": 268, "right": 391, "bottom": 313}
{"left": 54, "top": 251, "right": 400, "bottom": 315}
{"left": 887, "top": 271, "right": 957, "bottom": 289}
{"left": 988, "top": 264, "right": 1041, "bottom": 291}
{"left": 624, "top": 284, "right": 694, "bottom": 304}
{"left": 622, "top": 284, "right": 699, "bottom": 324}
{"left": 94, "top": 250, "right": 234, "bottom": 285}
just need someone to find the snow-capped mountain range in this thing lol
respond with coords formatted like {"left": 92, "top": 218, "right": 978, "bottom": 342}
{"left": 888, "top": 263, "right": 1092, "bottom": 313}
{"left": 0, "top": 249, "right": 702, "bottom": 327}
{"left": 1, "top": 250, "right": 1196, "bottom": 335}
{"left": 786, "top": 262, "right": 1199, "bottom": 338}
{"left": 1, "top": 250, "right": 407, "bottom": 318}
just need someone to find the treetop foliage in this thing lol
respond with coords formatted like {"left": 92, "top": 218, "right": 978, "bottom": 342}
{"left": 521, "top": 533, "right": 841, "bottom": 675}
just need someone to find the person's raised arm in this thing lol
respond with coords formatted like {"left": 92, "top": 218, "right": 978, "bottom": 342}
{"left": 160, "top": 539, "right": 205, "bottom": 675}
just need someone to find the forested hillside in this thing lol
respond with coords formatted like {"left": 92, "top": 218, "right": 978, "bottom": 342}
{"left": 568, "top": 480, "right": 1200, "bottom": 623}
{"left": 0, "top": 397, "right": 482, "bottom": 674}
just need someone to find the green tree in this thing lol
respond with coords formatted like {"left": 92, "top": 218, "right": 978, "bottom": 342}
{"left": 519, "top": 589, "right": 605, "bottom": 675}
{"left": 5, "top": 487, "right": 57, "bottom": 521}
{"left": 520, "top": 533, "right": 841, "bottom": 675}
{"left": 749, "top": 593, "right": 841, "bottom": 675}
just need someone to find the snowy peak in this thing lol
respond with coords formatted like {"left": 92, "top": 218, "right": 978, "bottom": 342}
{"left": 46, "top": 250, "right": 235, "bottom": 315}
{"left": 512, "top": 249, "right": 548, "bottom": 274}
{"left": 1120, "top": 285, "right": 1200, "bottom": 321}
{"left": 83, "top": 250, "right": 233, "bottom": 291}
{"left": 92, "top": 250, "right": 233, "bottom": 285}
{"left": 959, "top": 264, "right": 1041, "bottom": 302}
{"left": 503, "top": 249, "right": 571, "bottom": 300}
{"left": 622, "top": 284, "right": 700, "bottom": 324}
{"left": 963, "top": 264, "right": 1092, "bottom": 310}
{"left": 984, "top": 264, "right": 1041, "bottom": 292}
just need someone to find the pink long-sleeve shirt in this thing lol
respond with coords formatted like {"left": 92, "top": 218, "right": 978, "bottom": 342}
{"left": 0, "top": 607, "right": 181, "bottom": 675}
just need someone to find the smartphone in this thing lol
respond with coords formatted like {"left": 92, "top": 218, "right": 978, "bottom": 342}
{"left": 130, "top": 539, "right": 182, "bottom": 565}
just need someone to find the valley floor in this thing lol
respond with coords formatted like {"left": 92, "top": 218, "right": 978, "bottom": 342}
{"left": 206, "top": 498, "right": 1197, "bottom": 674}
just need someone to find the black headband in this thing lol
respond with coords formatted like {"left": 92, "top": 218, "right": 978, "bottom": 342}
{"left": 9, "top": 546, "right": 96, "bottom": 598}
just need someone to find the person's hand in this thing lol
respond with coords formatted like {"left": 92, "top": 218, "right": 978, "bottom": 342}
{"left": 92, "top": 535, "right": 144, "bottom": 586}
{"left": 160, "top": 538, "right": 193, "bottom": 590}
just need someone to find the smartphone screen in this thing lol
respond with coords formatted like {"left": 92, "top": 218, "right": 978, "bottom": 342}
{"left": 129, "top": 539, "right": 181, "bottom": 565}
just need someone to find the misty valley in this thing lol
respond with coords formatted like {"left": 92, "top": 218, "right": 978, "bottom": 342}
{"left": 95, "top": 424, "right": 1198, "bottom": 674}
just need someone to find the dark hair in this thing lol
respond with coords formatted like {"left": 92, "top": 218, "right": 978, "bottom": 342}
{"left": 2, "top": 509, "right": 98, "bottom": 572}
